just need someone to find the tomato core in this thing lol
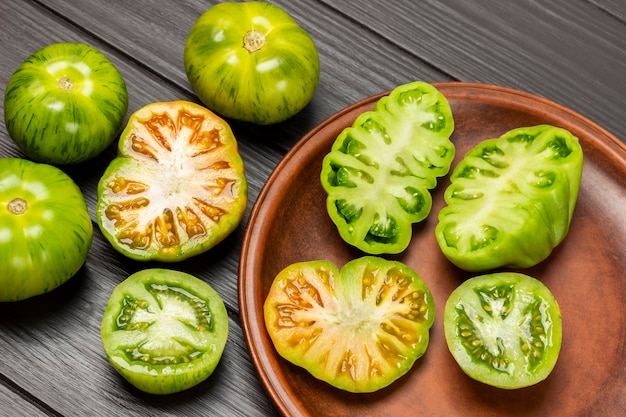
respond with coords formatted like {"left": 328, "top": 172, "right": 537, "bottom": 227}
{"left": 243, "top": 30, "right": 266, "bottom": 53}
{"left": 7, "top": 197, "right": 28, "bottom": 215}
{"left": 57, "top": 75, "right": 75, "bottom": 91}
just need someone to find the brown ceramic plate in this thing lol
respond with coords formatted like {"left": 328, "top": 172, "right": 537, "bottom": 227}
{"left": 239, "top": 82, "right": 626, "bottom": 417}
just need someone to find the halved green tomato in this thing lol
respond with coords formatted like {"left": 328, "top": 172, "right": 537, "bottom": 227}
{"left": 263, "top": 256, "right": 435, "bottom": 393}
{"left": 435, "top": 124, "right": 583, "bottom": 271}
{"left": 101, "top": 269, "right": 229, "bottom": 395}
{"left": 96, "top": 100, "right": 248, "bottom": 261}
{"left": 320, "top": 81, "right": 455, "bottom": 255}
{"left": 444, "top": 272, "right": 562, "bottom": 389}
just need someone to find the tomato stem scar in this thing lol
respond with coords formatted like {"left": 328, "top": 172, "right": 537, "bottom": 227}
{"left": 58, "top": 75, "right": 75, "bottom": 91}
{"left": 243, "top": 30, "right": 266, "bottom": 53}
{"left": 7, "top": 197, "right": 28, "bottom": 215}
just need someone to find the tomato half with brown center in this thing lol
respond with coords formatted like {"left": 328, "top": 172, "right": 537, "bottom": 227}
{"left": 263, "top": 256, "right": 435, "bottom": 393}
{"left": 96, "top": 101, "right": 247, "bottom": 261}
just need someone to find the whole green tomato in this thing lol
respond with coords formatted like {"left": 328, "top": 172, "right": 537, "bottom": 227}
{"left": 184, "top": 2, "right": 320, "bottom": 125}
{"left": 0, "top": 158, "right": 93, "bottom": 302}
{"left": 4, "top": 42, "right": 128, "bottom": 164}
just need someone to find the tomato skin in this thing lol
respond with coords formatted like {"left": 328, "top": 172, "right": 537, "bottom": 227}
{"left": 321, "top": 81, "right": 455, "bottom": 254}
{"left": 184, "top": 2, "right": 320, "bottom": 125}
{"left": 100, "top": 269, "right": 228, "bottom": 395}
{"left": 0, "top": 158, "right": 93, "bottom": 302}
{"left": 435, "top": 125, "right": 583, "bottom": 271}
{"left": 96, "top": 100, "right": 248, "bottom": 262}
{"left": 444, "top": 272, "right": 562, "bottom": 389}
{"left": 3, "top": 42, "right": 128, "bottom": 165}
{"left": 264, "top": 256, "right": 435, "bottom": 393}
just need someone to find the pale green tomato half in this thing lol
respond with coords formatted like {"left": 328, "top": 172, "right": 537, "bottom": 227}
{"left": 444, "top": 272, "right": 562, "bottom": 389}
{"left": 436, "top": 125, "right": 583, "bottom": 271}
{"left": 101, "top": 269, "right": 229, "bottom": 395}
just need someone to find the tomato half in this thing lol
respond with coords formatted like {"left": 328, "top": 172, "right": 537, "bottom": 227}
{"left": 96, "top": 100, "right": 248, "bottom": 262}
{"left": 101, "top": 269, "right": 229, "bottom": 394}
{"left": 0, "top": 158, "right": 93, "bottom": 302}
{"left": 436, "top": 125, "right": 583, "bottom": 271}
{"left": 184, "top": 2, "right": 320, "bottom": 124}
{"left": 264, "top": 256, "right": 435, "bottom": 393}
{"left": 4, "top": 42, "right": 128, "bottom": 164}
{"left": 444, "top": 272, "right": 562, "bottom": 389}
{"left": 321, "top": 81, "right": 455, "bottom": 254}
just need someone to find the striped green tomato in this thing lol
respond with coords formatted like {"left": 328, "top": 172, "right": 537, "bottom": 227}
{"left": 184, "top": 2, "right": 320, "bottom": 125}
{"left": 4, "top": 42, "right": 128, "bottom": 164}
{"left": 0, "top": 158, "right": 93, "bottom": 301}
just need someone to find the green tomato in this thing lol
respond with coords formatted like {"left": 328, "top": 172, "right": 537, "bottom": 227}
{"left": 184, "top": 1, "right": 320, "bottom": 125}
{"left": 444, "top": 272, "right": 562, "bottom": 389}
{"left": 0, "top": 158, "right": 93, "bottom": 302}
{"left": 4, "top": 42, "right": 128, "bottom": 164}
{"left": 101, "top": 269, "right": 229, "bottom": 395}
{"left": 263, "top": 256, "right": 435, "bottom": 393}
{"left": 320, "top": 81, "right": 455, "bottom": 255}
{"left": 435, "top": 124, "right": 583, "bottom": 271}
{"left": 96, "top": 100, "right": 248, "bottom": 262}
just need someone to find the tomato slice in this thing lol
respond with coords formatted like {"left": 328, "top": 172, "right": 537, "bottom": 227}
{"left": 263, "top": 256, "right": 435, "bottom": 393}
{"left": 320, "top": 81, "right": 455, "bottom": 255}
{"left": 101, "top": 268, "right": 228, "bottom": 394}
{"left": 96, "top": 100, "right": 247, "bottom": 261}
{"left": 444, "top": 272, "right": 562, "bottom": 389}
{"left": 435, "top": 124, "right": 583, "bottom": 271}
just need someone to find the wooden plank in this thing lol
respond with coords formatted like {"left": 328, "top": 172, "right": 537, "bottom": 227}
{"left": 0, "top": 381, "right": 51, "bottom": 417}
{"left": 590, "top": 0, "right": 626, "bottom": 20}
{"left": 320, "top": 0, "right": 626, "bottom": 141}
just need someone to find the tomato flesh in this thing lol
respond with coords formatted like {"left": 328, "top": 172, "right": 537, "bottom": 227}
{"left": 444, "top": 272, "right": 562, "bottom": 389}
{"left": 320, "top": 81, "right": 455, "bottom": 254}
{"left": 96, "top": 100, "right": 247, "bottom": 261}
{"left": 264, "top": 256, "right": 435, "bottom": 393}
{"left": 436, "top": 125, "right": 583, "bottom": 271}
{"left": 101, "top": 269, "right": 228, "bottom": 394}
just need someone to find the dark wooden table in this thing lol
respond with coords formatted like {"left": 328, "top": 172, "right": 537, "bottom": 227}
{"left": 1, "top": 1, "right": 625, "bottom": 416}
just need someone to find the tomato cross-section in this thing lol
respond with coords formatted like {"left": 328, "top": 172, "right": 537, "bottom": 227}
{"left": 96, "top": 101, "right": 247, "bottom": 262}
{"left": 101, "top": 268, "right": 229, "bottom": 394}
{"left": 263, "top": 256, "right": 435, "bottom": 393}
{"left": 320, "top": 81, "right": 455, "bottom": 255}
{"left": 444, "top": 272, "right": 562, "bottom": 389}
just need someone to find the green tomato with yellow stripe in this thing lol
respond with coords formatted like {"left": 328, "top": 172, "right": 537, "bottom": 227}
{"left": 4, "top": 42, "right": 128, "bottom": 164}
{"left": 0, "top": 158, "right": 93, "bottom": 301}
{"left": 184, "top": 2, "right": 320, "bottom": 125}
